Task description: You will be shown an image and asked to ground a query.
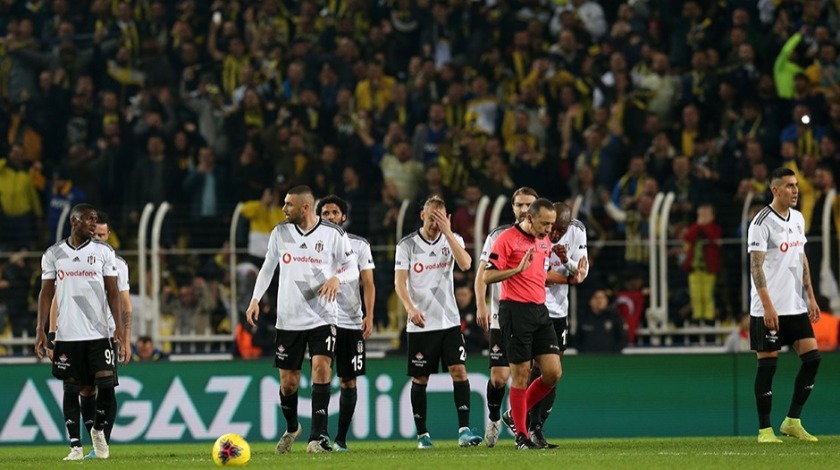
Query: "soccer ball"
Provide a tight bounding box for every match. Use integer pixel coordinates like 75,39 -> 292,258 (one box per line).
212,433 -> 251,467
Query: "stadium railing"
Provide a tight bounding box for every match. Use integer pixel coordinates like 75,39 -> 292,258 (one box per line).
3,189 -> 840,356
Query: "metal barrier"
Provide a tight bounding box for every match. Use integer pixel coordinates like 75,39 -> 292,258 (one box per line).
54,204 -> 71,244
472,195 -> 490,263
136,202 -> 155,337
739,191 -> 755,314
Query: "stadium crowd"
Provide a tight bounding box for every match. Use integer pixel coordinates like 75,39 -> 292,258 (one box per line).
2,0 -> 840,355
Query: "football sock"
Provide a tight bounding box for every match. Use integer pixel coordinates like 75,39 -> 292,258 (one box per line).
310,383 -> 331,441
530,385 -> 557,430
63,382 -> 82,447
788,350 -> 821,419
509,386 -> 527,439
755,357 -> 778,429
525,377 -> 554,414
80,394 -> 96,436
411,382 -> 428,435
453,380 -> 471,429
105,394 -> 118,443
486,381 -> 506,421
335,387 -> 357,445
280,390 -> 299,433
93,376 -> 115,431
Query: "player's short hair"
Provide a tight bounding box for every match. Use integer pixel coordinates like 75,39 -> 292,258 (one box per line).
287,185 -> 313,197
769,167 -> 796,186
422,195 -> 446,211
512,186 -> 538,201
70,203 -> 97,220
316,195 -> 348,216
527,198 -> 556,217
96,210 -> 112,229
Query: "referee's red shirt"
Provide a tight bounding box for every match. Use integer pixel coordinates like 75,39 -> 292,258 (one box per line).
487,224 -> 551,304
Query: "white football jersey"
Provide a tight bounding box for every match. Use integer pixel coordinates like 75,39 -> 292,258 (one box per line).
252,219 -> 356,330
41,239 -> 118,341
395,230 -> 464,333
546,219 -> 589,318
748,206 -> 808,317
336,234 -> 375,329
479,224 -> 512,330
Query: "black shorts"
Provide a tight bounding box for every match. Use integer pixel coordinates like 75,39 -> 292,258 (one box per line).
335,327 -> 366,378
488,328 -> 509,368
407,326 -> 466,377
52,338 -> 116,385
551,317 -> 569,352
274,325 -> 336,370
499,301 -> 560,364
750,313 -> 815,352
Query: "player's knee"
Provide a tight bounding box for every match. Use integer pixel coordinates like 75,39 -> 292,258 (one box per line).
412,376 -> 429,386
449,365 -> 468,381
542,369 -> 561,386
64,381 -> 81,394
340,378 -> 356,389
95,375 -> 115,389
80,385 -> 96,397
800,349 -> 821,373
490,375 -> 507,388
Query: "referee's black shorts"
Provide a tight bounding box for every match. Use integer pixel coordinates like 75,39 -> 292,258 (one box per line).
499,300 -> 560,364
750,313 -> 815,352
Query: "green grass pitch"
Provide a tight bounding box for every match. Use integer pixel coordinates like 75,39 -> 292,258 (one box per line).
2,436 -> 839,469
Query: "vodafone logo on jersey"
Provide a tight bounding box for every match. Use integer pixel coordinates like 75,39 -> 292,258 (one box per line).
413,261 -> 450,273
281,252 -> 324,265
779,241 -> 803,253
57,269 -> 97,280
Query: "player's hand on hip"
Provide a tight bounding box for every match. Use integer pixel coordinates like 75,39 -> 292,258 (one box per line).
246,299 -> 261,327
763,307 -> 780,332
408,307 -> 426,328
517,248 -> 534,273
476,304 -> 490,331
320,276 -> 340,301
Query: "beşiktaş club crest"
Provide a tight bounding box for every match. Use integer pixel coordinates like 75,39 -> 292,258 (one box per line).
357,340 -> 364,354
315,240 -> 324,253
442,246 -> 450,257
87,255 -> 96,265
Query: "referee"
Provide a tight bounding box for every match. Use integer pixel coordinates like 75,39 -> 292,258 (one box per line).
483,198 -> 560,450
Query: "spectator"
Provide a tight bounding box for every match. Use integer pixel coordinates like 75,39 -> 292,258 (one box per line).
182,146 -> 230,249
723,314 -> 751,353
239,186 -> 285,266
0,144 -> 42,250
132,335 -> 167,362
682,204 -> 722,327
576,289 -> 627,353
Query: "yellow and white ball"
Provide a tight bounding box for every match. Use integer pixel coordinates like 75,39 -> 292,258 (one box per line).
212,433 -> 251,467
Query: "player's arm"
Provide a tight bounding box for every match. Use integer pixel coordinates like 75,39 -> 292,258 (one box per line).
360,268 -> 375,339
46,294 -> 58,359
105,275 -> 123,345
395,269 -> 424,328
36,249 -> 57,359
431,208 -> 471,270
750,250 -> 778,330
321,233 -> 359,301
475,260 -> 491,331
483,248 -> 533,285
120,290 -> 133,364
248,228 -> 281,326
803,255 -> 820,323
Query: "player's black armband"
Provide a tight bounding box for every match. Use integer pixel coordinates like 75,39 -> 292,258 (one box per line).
47,331 -> 56,350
